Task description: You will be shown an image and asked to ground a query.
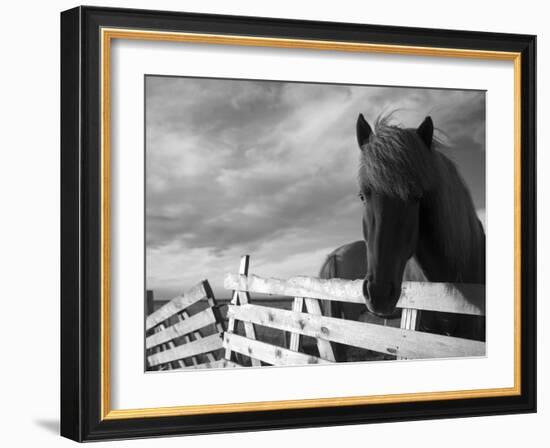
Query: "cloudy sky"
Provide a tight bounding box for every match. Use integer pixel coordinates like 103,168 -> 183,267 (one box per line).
145,76 -> 485,300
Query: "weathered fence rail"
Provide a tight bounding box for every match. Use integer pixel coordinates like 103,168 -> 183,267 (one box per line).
224,274 -> 485,316
145,280 -> 231,370
145,256 -> 486,370
222,256 -> 486,365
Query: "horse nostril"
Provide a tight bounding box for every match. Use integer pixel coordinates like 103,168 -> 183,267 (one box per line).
362,279 -> 398,316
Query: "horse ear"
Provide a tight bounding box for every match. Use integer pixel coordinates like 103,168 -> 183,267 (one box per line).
417,116 -> 434,149
356,114 -> 372,149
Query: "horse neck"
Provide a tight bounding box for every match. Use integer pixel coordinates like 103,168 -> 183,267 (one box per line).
414,155 -> 485,284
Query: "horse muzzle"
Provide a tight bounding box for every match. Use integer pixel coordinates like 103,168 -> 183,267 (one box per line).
362,279 -> 401,318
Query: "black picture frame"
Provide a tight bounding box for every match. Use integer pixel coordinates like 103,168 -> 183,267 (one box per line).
61,5 -> 536,442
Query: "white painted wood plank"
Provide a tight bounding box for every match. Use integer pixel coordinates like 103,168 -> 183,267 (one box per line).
149,323 -> 185,370
304,297 -> 336,362
289,297 -> 304,352
238,291 -> 261,367
398,308 -> 420,360
146,280 -> 213,329
223,333 -> 331,366
227,304 -> 485,359
147,333 -> 224,367
181,309 -> 217,363
224,274 -> 485,316
145,308 -> 217,349
224,255 -> 261,366
180,310 -> 199,366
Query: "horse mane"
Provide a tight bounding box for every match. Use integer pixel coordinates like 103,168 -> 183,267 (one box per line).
426,153 -> 484,281
358,113 -> 484,282
358,113 -> 443,200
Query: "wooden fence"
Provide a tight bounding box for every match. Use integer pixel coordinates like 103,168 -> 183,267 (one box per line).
145,280 -> 239,370
145,256 -> 485,370
223,256 -> 486,366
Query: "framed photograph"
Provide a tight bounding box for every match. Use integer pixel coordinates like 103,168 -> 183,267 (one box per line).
60,6 -> 536,442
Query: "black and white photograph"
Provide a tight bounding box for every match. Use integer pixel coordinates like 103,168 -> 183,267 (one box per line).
144,76 -> 486,370
55,4 -> 538,443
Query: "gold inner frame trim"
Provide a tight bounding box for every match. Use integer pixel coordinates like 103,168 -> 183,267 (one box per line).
100,27 -> 522,421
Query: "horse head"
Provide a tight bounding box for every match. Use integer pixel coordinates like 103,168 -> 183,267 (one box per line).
356,113 -> 437,317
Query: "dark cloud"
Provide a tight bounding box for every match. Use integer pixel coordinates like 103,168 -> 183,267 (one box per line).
145,76 -> 485,299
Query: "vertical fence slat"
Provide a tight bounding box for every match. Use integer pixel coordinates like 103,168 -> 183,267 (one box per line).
180,310 -> 200,366
145,290 -> 155,370
398,308 -> 420,360
304,297 -> 336,361
225,255 -> 249,360
225,255 -> 261,366
289,297 -> 304,351
146,290 -> 155,316
237,289 -> 260,367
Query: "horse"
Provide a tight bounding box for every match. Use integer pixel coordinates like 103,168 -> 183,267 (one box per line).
320,113 -> 485,361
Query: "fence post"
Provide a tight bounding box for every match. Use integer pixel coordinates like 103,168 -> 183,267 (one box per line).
398,308 -> 420,360
304,298 -> 336,361
225,255 -> 249,361
224,255 -> 261,367
145,290 -> 154,370
289,297 -> 304,351
146,290 -> 155,316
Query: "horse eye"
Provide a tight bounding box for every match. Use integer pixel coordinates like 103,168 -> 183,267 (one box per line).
358,190 -> 371,202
